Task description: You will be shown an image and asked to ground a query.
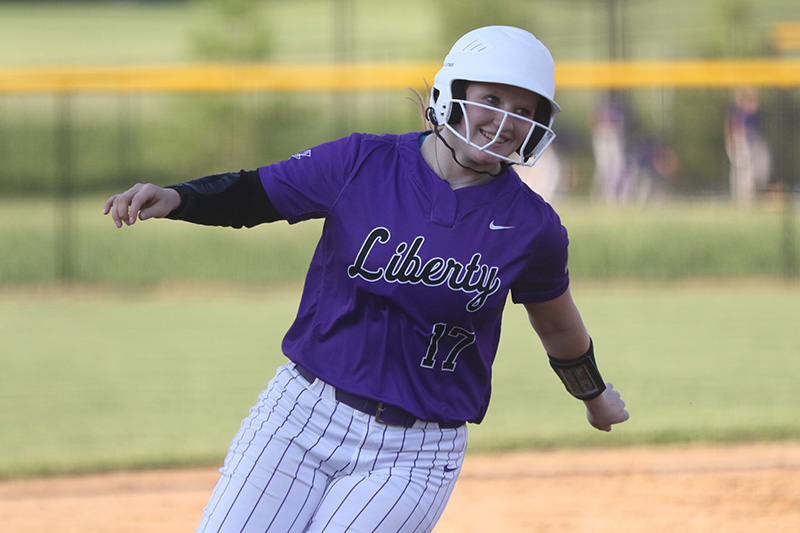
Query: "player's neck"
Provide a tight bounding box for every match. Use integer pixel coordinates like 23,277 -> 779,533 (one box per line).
420,132 -> 500,190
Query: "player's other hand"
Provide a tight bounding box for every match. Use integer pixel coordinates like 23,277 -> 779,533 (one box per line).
584,383 -> 629,431
103,183 -> 181,228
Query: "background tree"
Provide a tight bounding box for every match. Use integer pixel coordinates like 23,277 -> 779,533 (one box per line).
189,0 -> 273,62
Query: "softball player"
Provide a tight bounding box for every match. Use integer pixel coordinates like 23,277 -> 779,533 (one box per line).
104,26 -> 629,532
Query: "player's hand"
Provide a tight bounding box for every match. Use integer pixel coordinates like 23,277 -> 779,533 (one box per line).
102,183 -> 181,228
584,383 -> 629,431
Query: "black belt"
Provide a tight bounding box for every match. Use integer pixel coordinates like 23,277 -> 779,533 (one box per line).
294,364 -> 463,429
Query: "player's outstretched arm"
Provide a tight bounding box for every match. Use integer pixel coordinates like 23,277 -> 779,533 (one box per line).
524,291 -> 629,431
103,183 -> 181,228
584,383 -> 629,431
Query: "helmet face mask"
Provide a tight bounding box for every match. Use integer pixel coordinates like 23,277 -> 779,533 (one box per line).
445,98 -> 556,167
429,26 -> 560,166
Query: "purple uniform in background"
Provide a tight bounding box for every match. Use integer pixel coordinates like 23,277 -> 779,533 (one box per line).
260,131 -> 569,425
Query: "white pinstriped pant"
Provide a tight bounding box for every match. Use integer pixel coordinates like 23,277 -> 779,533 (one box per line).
197,362 -> 468,533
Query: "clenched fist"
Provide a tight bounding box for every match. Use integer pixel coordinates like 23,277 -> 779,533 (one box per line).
584,383 -> 629,431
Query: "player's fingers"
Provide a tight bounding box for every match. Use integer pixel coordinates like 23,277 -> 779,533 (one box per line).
131,184 -> 168,223
110,193 -> 133,229
604,383 -> 624,404
102,195 -> 124,228
102,195 -> 115,215
119,183 -> 154,226
113,192 -> 134,227
608,392 -> 630,427
127,191 -> 149,226
590,415 -> 612,432
109,185 -> 143,227
606,385 -> 629,423
586,383 -> 629,431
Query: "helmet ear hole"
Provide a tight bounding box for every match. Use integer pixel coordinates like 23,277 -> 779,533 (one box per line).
447,80 -> 468,125
534,99 -> 552,128
520,100 -> 552,160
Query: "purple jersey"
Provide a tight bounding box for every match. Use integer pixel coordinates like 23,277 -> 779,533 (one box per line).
259,131 -> 569,424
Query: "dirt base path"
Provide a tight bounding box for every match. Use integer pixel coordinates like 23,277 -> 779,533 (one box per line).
2,442 -> 799,532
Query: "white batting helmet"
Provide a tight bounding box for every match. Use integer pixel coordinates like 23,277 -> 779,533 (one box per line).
429,26 -> 560,165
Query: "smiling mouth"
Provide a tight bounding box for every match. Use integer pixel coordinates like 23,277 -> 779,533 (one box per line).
480,129 -> 510,146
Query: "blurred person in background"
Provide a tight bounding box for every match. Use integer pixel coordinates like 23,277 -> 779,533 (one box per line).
630,136 -> 679,205
591,94 -> 632,205
515,140 -> 563,203
724,87 -> 772,208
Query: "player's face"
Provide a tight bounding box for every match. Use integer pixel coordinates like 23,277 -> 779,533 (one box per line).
456,82 -> 541,168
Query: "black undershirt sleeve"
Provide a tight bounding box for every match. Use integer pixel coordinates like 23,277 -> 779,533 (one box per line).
165,169 -> 283,228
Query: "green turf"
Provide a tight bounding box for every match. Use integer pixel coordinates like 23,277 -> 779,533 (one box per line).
469,282 -> 800,451
1,195 -> 797,284
1,282 -> 798,479
0,0 -> 438,67
0,287 -> 297,478
1,0 -> 796,67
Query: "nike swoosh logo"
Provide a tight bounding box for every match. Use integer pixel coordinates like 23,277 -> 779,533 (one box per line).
444,465 -> 459,472
489,220 -> 514,230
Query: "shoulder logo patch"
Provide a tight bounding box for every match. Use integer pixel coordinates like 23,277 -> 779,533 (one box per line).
290,149 -> 312,160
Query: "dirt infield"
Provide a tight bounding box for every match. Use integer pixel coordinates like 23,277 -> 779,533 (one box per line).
1,442 -> 798,532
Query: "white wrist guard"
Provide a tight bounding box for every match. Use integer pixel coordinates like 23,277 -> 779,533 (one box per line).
548,339 -> 606,401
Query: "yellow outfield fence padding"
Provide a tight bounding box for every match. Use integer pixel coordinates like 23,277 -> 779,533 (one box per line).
556,59 -> 800,89
0,63 -> 441,93
0,59 -> 799,93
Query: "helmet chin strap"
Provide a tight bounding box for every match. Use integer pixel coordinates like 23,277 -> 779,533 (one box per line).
426,107 -> 509,179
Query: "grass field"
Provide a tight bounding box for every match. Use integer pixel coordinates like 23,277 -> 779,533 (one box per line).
1,0 -> 797,67
1,280 -> 798,479
2,195 -> 797,284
